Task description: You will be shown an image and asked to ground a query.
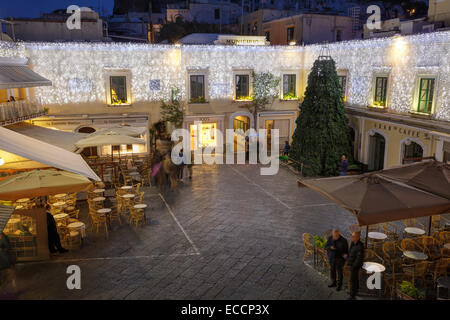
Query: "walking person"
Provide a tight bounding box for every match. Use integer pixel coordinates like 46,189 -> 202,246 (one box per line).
283,141 -> 290,156
325,229 -> 348,291
347,231 -> 364,299
178,149 -> 185,181
339,154 -> 348,176
46,206 -> 68,254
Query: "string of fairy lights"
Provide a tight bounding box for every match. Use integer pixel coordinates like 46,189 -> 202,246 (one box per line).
0,31 -> 450,121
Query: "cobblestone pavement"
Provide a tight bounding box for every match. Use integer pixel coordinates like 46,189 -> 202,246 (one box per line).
5,164 -> 366,300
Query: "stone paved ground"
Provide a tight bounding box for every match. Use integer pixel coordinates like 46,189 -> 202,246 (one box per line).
4,164 -> 376,299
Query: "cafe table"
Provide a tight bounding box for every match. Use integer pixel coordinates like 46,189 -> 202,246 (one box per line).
93,189 -> 105,194
121,186 -> 133,190
403,250 -> 428,261
363,261 -> 386,273
404,227 -> 425,236
54,193 -> 68,199
368,232 -> 388,240
68,221 -> 86,238
133,204 -> 147,209
16,198 -> 30,203
53,201 -> 66,207
93,197 -> 106,202
53,213 -> 69,225
121,194 -> 135,199
443,243 -> 450,250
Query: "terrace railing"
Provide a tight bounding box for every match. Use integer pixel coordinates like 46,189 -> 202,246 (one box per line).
0,98 -> 47,126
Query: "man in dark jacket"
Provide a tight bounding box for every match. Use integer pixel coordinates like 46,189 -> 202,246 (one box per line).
46,206 -> 68,254
347,231 -> 364,299
325,229 -> 348,291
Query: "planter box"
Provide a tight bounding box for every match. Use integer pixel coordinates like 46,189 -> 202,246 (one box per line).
396,289 -> 416,300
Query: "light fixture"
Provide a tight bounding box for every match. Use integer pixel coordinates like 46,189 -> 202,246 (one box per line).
289,41 -> 296,46
0,157 -> 4,166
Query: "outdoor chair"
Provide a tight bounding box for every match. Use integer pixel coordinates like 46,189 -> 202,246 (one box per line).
108,206 -> 122,227
302,233 -> 314,263
431,215 -> 449,232
420,236 -> 441,260
438,231 -> 450,246
403,218 -> 425,230
134,192 -> 145,205
382,222 -> 399,241
430,258 -> 450,284
400,238 -> 424,253
90,212 -> 109,239
402,261 -> 429,289
323,229 -> 332,241
67,209 -> 80,220
382,241 -> 401,273
364,248 -> 384,264
59,226 -> 82,250
129,207 -> 146,228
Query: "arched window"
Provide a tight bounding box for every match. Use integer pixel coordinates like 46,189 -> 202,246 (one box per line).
78,127 -> 96,134
403,141 -> 423,164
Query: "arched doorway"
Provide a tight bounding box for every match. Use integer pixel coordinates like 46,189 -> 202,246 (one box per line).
368,133 -> 385,171
403,141 -> 423,164
78,126 -> 96,134
230,111 -> 254,153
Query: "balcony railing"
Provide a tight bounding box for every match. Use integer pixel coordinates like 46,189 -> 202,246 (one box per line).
0,98 -> 47,126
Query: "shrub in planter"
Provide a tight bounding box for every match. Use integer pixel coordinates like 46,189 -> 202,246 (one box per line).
397,281 -> 425,300
313,235 -> 326,248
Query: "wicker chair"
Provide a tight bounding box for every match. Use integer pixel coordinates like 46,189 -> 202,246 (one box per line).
431,215 -> 450,232
90,212 -> 109,239
382,222 -> 399,241
400,238 -> 424,252
302,233 -> 315,263
129,207 -> 146,228
438,231 -> 450,246
364,248 -> 384,264
67,209 -> 80,220
108,206 -> 122,227
382,241 -> 401,272
420,236 -> 440,260
59,226 -> 82,250
402,261 -> 429,288
404,218 -> 425,229
430,258 -> 450,284
324,229 -> 332,241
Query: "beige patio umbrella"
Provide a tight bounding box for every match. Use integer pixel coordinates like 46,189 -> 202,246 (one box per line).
90,126 -> 147,137
75,132 -> 146,149
0,169 -> 93,201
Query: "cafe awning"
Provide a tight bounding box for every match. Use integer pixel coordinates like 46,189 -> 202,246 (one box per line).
0,61 -> 52,89
298,173 -> 450,226
6,123 -> 86,152
0,126 -> 100,181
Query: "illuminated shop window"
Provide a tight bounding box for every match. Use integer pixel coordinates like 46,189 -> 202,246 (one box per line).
109,76 -> 128,105
282,74 -> 296,100
416,78 -> 435,114
190,123 -> 217,150
374,77 -> 388,107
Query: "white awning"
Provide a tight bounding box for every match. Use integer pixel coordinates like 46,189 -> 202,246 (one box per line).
0,64 -> 52,89
0,126 -> 100,181
6,123 -> 86,152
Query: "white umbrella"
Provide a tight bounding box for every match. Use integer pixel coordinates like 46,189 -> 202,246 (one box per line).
75,132 -> 146,149
91,126 -> 147,137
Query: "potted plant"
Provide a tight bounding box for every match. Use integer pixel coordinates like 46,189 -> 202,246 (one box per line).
396,281 -> 425,300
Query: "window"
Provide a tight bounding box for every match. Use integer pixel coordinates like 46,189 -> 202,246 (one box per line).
190,75 -> 205,103
417,78 -> 435,114
109,76 -> 127,105
338,75 -> 347,101
214,8 -> 220,20
403,141 -> 423,164
287,27 -> 295,43
374,77 -> 388,107
283,74 -> 296,99
235,74 -> 250,100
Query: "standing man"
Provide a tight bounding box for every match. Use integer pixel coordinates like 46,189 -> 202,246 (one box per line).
347,231 -> 364,299
325,229 -> 348,291
339,154 -> 348,176
46,206 -> 68,254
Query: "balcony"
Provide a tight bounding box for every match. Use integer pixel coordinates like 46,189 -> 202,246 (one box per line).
0,98 -> 48,126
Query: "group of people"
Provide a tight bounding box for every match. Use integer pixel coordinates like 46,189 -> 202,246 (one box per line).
325,229 -> 364,300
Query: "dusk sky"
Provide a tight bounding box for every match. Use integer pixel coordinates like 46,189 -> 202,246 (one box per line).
0,0 -> 114,18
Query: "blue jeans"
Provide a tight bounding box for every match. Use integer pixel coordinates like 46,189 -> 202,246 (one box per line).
340,171 -> 347,176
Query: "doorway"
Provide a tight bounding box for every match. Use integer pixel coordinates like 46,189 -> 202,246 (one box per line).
368,133 -> 385,171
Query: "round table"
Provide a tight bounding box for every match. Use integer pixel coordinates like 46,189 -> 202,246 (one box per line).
15,205 -> 24,210
53,201 -> 66,207
362,261 -> 386,273
403,250 -> 428,261
53,213 -> 69,224
93,189 -> 105,194
68,222 -> 86,238
121,186 -> 133,190
7,218 -> 21,227
54,193 -> 67,199
368,232 -> 388,240
122,194 -> 135,199
93,197 -> 106,202
133,204 -> 147,209
65,206 -> 75,212
404,227 -> 425,236
16,198 -> 30,203
443,243 -> 450,250
97,208 -> 111,214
